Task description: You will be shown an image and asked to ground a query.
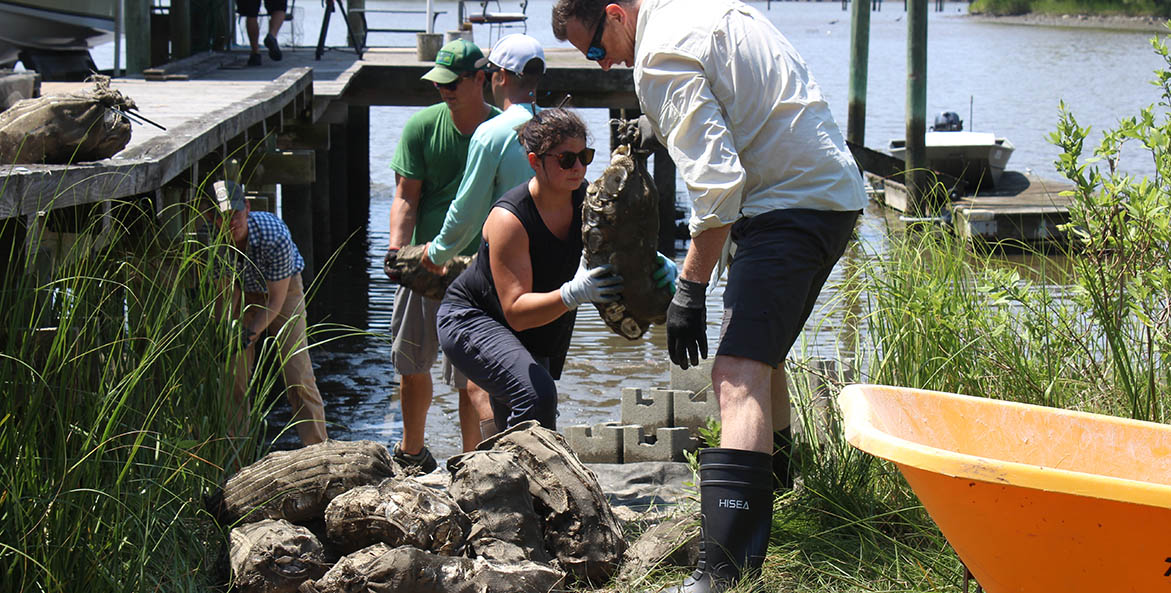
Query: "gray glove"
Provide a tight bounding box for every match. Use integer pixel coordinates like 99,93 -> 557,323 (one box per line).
636,115 -> 658,150
560,261 -> 623,309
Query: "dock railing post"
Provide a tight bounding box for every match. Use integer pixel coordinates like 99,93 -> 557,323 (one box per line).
847,0 -> 871,147
905,0 -> 929,215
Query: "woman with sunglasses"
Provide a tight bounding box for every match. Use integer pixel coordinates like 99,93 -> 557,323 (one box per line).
436,108 -> 624,431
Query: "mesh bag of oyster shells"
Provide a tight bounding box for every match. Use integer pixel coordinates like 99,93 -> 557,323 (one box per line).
323,476 -> 471,555
208,440 -> 396,525
0,75 -> 135,164
387,244 -> 475,301
583,119 -> 673,339
229,519 -> 328,593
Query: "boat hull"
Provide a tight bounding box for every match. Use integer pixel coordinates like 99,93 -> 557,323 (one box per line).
889,131 -> 1014,189
0,1 -> 115,66
840,384 -> 1171,593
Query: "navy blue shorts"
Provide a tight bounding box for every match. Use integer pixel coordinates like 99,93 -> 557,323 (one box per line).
235,0 -> 287,18
718,208 -> 860,367
437,302 -> 558,431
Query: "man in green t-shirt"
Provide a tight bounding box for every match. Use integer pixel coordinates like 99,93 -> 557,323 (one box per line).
384,39 -> 501,471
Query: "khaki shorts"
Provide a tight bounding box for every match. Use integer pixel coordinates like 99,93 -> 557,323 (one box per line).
390,285 -> 467,388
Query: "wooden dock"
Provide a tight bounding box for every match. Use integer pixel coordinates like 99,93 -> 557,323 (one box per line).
854,136 -> 1076,247
0,44 -> 669,280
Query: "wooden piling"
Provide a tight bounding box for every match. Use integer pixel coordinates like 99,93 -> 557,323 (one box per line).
170,0 -> 192,60
848,0 -> 871,147
347,106 -> 371,233
654,147 -> 677,257
905,0 -> 929,215
126,0 -> 152,74
329,122 -> 351,249
283,183 -> 316,285
312,141 -> 333,262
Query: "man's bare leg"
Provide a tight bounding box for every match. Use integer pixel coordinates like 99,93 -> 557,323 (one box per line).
398,372 -> 432,455
771,365 -> 790,431
712,354 -> 773,453
245,17 -> 260,53
267,11 -> 286,37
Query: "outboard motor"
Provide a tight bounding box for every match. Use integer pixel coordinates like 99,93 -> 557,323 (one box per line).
931,111 -> 963,132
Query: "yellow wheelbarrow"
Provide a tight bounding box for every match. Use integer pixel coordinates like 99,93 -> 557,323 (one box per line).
838,383 -> 1171,593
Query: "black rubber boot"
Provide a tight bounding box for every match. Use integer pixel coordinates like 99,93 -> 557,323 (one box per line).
773,427 -> 793,492
663,447 -> 773,593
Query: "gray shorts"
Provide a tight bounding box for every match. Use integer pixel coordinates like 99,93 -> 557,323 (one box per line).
390,285 -> 468,388
718,208 -> 860,367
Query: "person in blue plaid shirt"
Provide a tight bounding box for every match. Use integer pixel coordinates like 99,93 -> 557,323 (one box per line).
215,180 -> 328,446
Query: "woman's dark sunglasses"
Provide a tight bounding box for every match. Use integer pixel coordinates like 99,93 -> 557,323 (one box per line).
586,12 -> 607,61
544,148 -> 595,169
433,72 -> 476,91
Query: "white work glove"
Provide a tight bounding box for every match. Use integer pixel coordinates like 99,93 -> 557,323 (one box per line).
560,260 -> 623,309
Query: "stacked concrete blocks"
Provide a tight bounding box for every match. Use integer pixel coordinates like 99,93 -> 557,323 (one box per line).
621,425 -> 696,463
566,387 -> 719,464
563,422 -> 627,464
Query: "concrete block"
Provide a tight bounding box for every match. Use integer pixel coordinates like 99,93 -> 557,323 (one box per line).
620,387 -> 673,431
565,422 -> 627,464
622,426 -> 697,463
672,389 -> 720,435
669,358 -> 714,398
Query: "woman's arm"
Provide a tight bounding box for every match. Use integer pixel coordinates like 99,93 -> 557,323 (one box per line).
485,208 -> 572,332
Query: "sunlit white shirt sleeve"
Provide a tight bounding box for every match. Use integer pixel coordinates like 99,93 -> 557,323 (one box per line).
639,51 -> 745,236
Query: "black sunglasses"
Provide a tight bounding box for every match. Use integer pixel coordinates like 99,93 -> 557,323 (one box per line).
543,148 -> 595,170
586,11 -> 607,61
433,72 -> 476,91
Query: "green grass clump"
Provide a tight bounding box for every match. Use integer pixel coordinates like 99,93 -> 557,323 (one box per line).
599,26 -> 1171,593
970,0 -> 1171,17
0,195 -> 275,591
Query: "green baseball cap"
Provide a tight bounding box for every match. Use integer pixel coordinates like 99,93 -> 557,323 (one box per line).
421,39 -> 484,84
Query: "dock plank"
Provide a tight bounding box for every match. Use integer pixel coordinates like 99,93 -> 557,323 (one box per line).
0,43 -> 634,219
0,68 -> 313,218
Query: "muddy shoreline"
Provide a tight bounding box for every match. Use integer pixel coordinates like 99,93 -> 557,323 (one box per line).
968,12 -> 1168,33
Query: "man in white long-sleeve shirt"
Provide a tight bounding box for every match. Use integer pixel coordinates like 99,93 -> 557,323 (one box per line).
553,1 -> 867,591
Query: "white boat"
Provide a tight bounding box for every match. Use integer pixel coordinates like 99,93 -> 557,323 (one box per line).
889,131 -> 1015,188
889,112 -> 1015,189
0,1 -> 115,67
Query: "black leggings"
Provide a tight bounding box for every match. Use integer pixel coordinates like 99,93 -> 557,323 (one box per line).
437,301 -> 558,430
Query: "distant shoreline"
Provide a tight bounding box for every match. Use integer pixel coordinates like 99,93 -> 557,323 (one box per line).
968,12 -> 1168,32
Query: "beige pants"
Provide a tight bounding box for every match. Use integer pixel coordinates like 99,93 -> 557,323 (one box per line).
232,273 -> 328,445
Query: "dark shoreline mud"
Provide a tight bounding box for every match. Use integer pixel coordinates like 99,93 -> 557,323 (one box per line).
968,12 -> 1168,32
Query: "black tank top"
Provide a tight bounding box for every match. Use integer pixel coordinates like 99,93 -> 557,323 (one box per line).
445,182 -> 585,378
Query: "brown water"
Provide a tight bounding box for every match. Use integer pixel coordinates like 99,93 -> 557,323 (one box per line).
235,1 -> 1166,460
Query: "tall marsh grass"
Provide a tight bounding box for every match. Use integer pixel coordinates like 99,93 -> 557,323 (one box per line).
0,194 -> 275,591
757,27 -> 1171,592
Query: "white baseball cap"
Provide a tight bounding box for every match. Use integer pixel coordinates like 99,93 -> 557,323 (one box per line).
476,34 -> 545,76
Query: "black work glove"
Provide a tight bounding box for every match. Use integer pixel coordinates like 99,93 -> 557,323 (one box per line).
383,247 -> 401,282
666,277 -> 708,369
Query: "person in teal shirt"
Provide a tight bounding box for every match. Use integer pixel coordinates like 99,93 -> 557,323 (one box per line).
420,34 -> 547,442
423,34 -> 546,271
384,38 -> 501,469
